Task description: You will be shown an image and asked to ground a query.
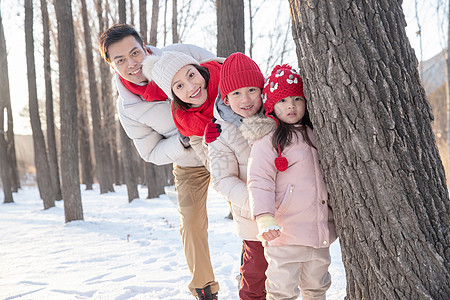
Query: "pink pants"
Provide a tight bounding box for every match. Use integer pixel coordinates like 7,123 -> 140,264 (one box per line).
264,245 -> 331,300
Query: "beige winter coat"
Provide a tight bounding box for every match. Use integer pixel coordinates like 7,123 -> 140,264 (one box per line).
208,98 -> 271,240
116,44 -> 216,167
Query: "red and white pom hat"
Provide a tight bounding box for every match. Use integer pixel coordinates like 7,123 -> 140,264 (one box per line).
262,64 -> 305,172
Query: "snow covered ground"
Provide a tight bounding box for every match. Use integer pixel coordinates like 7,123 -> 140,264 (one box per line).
1,184 -> 346,299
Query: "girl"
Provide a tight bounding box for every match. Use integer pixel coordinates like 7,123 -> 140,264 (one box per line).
207,52 -> 268,300
245,64 -> 337,300
142,51 -> 221,300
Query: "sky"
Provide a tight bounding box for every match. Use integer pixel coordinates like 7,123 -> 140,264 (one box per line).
0,184 -> 346,299
1,0 -> 447,135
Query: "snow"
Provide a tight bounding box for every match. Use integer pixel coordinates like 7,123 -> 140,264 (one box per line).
1,184 -> 346,299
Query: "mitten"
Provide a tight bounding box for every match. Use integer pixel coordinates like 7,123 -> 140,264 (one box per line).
256,215 -> 281,241
204,118 -> 222,144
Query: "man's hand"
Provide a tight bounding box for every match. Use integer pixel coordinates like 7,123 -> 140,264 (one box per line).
179,134 -> 191,148
204,118 -> 222,144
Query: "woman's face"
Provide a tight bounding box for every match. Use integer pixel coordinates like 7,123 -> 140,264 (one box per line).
171,65 -> 207,107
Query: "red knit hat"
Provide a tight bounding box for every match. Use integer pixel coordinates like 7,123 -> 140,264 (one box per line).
219,52 -> 265,100
263,64 -> 305,172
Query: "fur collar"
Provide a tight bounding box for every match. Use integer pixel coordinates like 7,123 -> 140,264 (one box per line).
239,114 -> 276,142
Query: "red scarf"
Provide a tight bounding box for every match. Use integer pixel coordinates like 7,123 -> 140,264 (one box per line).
119,76 -> 168,102
172,61 -> 221,137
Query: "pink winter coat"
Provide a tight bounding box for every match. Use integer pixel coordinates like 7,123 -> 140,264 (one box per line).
246,120 -> 337,248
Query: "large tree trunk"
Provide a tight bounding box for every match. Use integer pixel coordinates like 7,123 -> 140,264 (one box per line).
289,1 -> 449,299
149,0 -> 159,46
216,0 -> 244,57
25,0 -> 55,210
54,0 -> 83,222
41,0 -> 62,200
82,0 -> 112,194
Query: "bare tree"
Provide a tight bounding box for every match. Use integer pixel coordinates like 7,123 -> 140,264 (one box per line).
0,4 -> 13,203
149,0 -> 159,46
83,0 -> 115,194
25,0 -> 55,210
6,100 -> 19,192
216,0 -> 245,57
41,0 -> 62,200
54,0 -> 83,222
73,16 -> 94,190
163,0 -> 168,45
289,1 -> 449,299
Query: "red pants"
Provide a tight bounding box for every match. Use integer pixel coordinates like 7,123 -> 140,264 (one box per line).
239,240 -> 267,300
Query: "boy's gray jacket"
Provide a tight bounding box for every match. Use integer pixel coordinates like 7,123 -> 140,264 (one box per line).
208,96 -> 270,240
115,44 -> 216,166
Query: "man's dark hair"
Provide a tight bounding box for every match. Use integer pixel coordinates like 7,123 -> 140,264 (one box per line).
98,24 -> 145,63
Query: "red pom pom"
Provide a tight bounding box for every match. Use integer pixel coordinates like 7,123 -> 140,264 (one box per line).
275,156 -> 288,172
270,64 -> 292,75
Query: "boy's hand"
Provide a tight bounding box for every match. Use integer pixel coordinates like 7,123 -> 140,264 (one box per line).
204,118 -> 222,144
256,215 -> 281,242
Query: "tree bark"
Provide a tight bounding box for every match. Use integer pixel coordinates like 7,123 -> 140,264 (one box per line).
41,0 -> 62,200
25,0 -> 55,210
54,0 -> 83,222
289,1 -> 449,299
216,0 -> 245,57
149,0 -> 159,46
6,101 -> 19,192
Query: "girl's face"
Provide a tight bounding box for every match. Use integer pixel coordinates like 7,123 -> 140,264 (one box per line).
172,65 -> 207,106
273,96 -> 306,124
224,87 -> 262,118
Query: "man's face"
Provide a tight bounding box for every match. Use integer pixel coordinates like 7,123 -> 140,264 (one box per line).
108,35 -> 149,84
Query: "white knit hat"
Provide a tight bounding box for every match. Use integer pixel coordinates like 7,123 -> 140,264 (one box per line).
142,51 -> 200,98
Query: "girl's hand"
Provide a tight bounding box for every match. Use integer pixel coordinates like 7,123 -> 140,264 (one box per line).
260,228 -> 281,241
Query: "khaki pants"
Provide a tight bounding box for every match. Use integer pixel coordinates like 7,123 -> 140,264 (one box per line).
173,164 -> 219,296
264,245 -> 331,300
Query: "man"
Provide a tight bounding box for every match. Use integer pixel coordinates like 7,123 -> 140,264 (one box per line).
98,24 -> 219,300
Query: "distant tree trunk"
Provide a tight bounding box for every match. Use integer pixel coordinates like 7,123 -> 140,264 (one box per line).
6,102 -> 19,192
54,0 -> 83,222
0,7 -> 13,203
289,1 -> 449,299
25,0 -> 55,210
74,22 -> 94,190
130,0 -> 135,27
139,0 -> 147,42
119,0 -> 126,23
163,0 -> 168,46
172,0 -> 178,43
83,0 -> 112,194
119,0 -> 139,202
41,0 -> 62,200
447,0 -> 450,187
145,163 -> 174,198
248,0 -> 253,58
216,0 -> 244,57
149,0 -> 159,46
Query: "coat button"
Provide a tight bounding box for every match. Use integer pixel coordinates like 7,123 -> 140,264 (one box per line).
322,200 -> 325,204
323,240 -> 328,245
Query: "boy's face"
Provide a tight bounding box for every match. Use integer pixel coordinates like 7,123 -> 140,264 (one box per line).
224,87 -> 262,118
107,35 -> 149,84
